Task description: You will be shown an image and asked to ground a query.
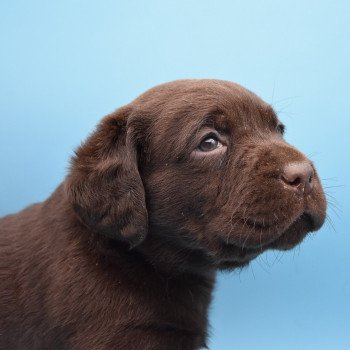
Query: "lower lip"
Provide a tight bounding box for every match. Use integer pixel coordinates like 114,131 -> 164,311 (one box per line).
223,242 -> 262,260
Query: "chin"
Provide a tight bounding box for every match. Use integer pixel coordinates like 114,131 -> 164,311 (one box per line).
214,210 -> 326,270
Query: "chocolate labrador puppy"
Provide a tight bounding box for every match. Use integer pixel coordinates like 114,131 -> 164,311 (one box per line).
0,80 -> 326,349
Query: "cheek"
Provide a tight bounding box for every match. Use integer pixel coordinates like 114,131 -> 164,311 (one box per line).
143,166 -> 222,229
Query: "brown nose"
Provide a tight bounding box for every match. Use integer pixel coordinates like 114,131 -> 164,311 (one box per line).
281,162 -> 314,195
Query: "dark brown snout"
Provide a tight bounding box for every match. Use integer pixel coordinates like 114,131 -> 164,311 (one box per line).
281,162 -> 314,195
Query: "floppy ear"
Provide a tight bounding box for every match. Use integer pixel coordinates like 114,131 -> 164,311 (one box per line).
65,106 -> 148,248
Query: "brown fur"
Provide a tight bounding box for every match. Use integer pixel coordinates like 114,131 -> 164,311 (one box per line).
0,80 -> 326,349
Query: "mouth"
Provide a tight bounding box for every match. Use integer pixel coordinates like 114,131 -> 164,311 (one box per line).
269,212 -> 321,250
218,211 -> 323,268
243,218 -> 276,231
241,210 -> 321,239
216,241 -> 263,269
296,212 -> 316,230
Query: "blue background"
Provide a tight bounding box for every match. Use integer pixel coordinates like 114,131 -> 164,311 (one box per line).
0,1 -> 348,349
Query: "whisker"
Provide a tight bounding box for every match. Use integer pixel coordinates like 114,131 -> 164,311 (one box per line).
321,177 -> 339,182
327,203 -> 341,219
249,263 -> 256,280
256,256 -> 270,273
325,214 -> 336,233
272,250 -> 285,266
277,250 -> 285,264
262,248 -> 271,267
306,152 -> 321,159
323,185 -> 345,189
274,95 -> 300,105
325,192 -> 340,202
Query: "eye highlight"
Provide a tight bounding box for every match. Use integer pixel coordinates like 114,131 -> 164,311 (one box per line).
198,135 -> 223,152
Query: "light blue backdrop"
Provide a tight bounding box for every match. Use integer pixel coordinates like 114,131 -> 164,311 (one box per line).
1,1 -> 348,349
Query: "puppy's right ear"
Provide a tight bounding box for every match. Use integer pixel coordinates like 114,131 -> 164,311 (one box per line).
65,106 -> 148,248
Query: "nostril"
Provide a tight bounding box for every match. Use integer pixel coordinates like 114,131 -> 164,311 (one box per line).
281,162 -> 314,195
286,176 -> 302,187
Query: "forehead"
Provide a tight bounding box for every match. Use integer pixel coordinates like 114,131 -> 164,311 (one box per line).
134,80 -> 278,158
137,80 -> 279,140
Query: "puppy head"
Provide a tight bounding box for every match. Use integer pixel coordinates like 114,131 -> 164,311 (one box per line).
66,80 -> 327,269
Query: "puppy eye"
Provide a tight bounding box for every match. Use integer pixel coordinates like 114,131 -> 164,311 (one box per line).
198,135 -> 223,152
276,123 -> 285,135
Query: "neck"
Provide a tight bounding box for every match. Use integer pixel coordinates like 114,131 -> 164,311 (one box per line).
135,228 -> 217,280
43,185 -> 216,347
